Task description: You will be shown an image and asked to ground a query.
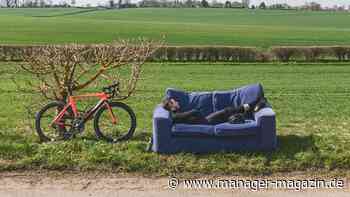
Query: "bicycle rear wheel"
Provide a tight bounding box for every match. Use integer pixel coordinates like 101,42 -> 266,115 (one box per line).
35,101 -> 74,142
94,102 -> 136,142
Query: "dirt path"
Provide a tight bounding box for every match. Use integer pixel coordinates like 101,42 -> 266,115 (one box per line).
0,171 -> 349,197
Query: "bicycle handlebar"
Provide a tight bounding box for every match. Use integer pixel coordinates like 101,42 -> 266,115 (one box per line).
102,82 -> 119,98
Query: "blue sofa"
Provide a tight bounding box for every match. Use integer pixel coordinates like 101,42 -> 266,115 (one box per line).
151,83 -> 277,154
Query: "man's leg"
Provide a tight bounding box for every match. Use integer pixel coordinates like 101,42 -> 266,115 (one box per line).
225,106 -> 246,114
205,106 -> 246,125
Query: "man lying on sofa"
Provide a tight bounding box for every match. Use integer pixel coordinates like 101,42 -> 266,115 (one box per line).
161,97 -> 267,125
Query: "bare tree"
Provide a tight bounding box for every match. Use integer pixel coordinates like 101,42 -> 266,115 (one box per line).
5,0 -> 11,7
39,0 -> 45,7
242,0 -> 249,8
5,0 -> 19,7
18,39 -> 160,103
109,0 -> 115,8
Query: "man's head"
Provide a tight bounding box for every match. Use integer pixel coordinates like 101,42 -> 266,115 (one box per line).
162,98 -> 180,112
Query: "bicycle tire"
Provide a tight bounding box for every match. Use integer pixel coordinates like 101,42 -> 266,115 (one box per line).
93,102 -> 136,142
35,101 -> 73,142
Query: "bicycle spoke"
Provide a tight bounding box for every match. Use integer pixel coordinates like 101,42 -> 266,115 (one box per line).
36,102 -> 74,142
95,103 -> 135,141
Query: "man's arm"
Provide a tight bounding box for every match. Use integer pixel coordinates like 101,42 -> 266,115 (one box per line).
172,109 -> 201,123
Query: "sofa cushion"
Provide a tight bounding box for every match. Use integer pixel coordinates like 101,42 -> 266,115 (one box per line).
238,83 -> 264,106
214,120 -> 258,136
213,83 -> 264,112
172,124 -> 215,136
187,92 -> 213,116
213,90 -> 240,112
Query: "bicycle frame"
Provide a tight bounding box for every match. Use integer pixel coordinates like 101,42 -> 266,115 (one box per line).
52,92 -> 117,127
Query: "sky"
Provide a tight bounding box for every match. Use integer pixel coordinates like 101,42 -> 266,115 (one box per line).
33,0 -> 350,7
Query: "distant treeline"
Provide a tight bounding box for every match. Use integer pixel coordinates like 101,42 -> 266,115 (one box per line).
154,46 -> 350,62
0,0 -> 247,9
1,0 -> 74,8
1,0 -> 349,11
1,45 -> 350,62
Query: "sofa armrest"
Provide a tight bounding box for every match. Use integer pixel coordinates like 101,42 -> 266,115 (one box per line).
153,104 -> 172,120
254,107 -> 277,150
254,107 -> 275,123
152,105 -> 173,152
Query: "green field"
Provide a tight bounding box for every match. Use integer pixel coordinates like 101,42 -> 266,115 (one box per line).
1,62 -> 350,174
1,8 -> 350,47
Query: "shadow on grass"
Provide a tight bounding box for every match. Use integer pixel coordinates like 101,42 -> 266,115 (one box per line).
130,130 -> 151,142
276,134 -> 319,155
265,134 -> 323,169
79,136 -> 100,142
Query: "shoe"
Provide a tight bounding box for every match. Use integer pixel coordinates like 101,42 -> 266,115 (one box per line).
254,97 -> 267,112
228,114 -> 245,124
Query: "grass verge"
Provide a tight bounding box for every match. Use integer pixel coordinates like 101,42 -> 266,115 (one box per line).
1,62 -> 350,175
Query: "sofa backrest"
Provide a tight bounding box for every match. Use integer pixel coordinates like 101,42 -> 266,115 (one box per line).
213,83 -> 264,112
166,88 -> 214,116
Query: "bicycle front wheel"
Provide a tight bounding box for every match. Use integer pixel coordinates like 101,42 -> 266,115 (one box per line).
94,102 -> 136,142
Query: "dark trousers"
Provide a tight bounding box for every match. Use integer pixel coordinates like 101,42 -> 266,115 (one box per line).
204,106 -> 245,125
175,106 -> 245,125
172,97 -> 267,125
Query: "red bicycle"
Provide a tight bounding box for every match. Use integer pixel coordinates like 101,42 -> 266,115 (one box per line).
35,82 -> 136,142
